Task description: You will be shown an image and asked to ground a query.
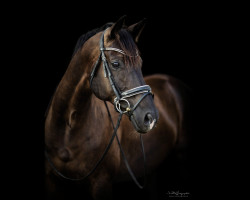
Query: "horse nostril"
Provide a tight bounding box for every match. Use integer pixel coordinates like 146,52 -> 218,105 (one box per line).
144,113 -> 153,126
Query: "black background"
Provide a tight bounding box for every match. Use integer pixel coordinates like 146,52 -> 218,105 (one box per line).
3,2 -> 240,199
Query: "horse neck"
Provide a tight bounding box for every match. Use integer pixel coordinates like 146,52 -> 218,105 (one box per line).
50,55 -> 91,118
46,39 -> 101,146
49,32 -> 102,120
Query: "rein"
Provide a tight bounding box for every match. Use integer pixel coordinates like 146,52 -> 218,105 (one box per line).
45,28 -> 152,189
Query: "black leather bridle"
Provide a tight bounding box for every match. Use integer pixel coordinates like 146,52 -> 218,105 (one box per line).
45,28 -> 153,189
90,28 -> 153,116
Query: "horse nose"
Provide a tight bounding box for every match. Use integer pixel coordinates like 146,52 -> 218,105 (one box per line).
144,113 -> 153,125
144,113 -> 156,130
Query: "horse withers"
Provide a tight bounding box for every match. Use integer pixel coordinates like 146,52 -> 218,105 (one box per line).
45,16 -> 191,200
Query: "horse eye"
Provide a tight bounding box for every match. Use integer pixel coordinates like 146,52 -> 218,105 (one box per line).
111,61 -> 120,68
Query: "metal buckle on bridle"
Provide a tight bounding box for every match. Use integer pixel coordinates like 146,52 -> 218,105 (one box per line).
115,98 -> 131,114
113,85 -> 152,115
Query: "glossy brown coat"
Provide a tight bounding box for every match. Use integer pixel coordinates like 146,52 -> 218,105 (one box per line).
45,17 -> 191,200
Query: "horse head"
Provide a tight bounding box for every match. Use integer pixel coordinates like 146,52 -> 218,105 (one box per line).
85,16 -> 159,133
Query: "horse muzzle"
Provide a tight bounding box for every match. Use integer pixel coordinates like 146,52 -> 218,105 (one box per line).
130,110 -> 158,133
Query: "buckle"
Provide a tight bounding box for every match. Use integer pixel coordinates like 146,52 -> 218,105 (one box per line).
115,98 -> 131,114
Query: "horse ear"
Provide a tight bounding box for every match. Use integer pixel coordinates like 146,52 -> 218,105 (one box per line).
109,15 -> 127,40
127,18 -> 147,43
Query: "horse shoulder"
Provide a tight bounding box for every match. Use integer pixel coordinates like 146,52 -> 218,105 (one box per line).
144,74 -> 192,151
145,73 -> 190,118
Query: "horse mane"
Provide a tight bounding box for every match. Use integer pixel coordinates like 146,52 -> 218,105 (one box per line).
72,23 -> 113,57
72,23 -> 140,66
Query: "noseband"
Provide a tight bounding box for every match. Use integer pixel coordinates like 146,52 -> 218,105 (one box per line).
90,28 -> 153,115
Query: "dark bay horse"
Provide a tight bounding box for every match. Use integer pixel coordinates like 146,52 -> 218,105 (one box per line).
45,16 -> 191,200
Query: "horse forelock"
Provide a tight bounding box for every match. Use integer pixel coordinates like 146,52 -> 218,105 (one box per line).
72,23 -> 141,68
116,29 -> 141,67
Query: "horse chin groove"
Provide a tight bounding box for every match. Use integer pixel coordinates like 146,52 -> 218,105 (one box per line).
130,115 -> 148,134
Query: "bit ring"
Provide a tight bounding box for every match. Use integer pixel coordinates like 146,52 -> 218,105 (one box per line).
115,98 -> 131,114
